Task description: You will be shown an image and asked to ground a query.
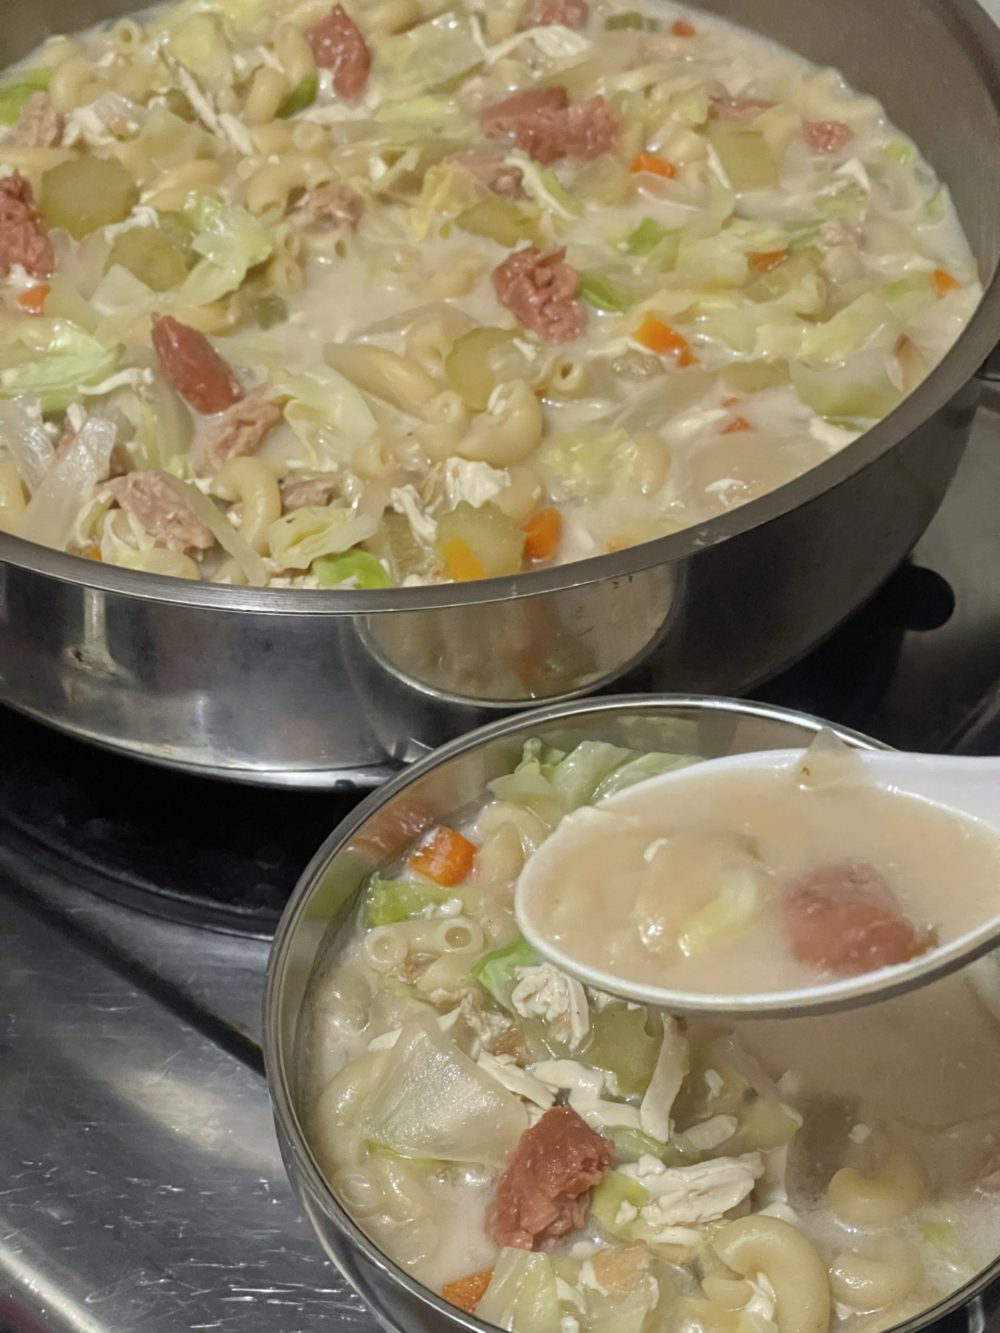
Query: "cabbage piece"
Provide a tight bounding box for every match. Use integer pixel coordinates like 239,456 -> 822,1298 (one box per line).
374,16 -> 482,100
0,398 -> 54,490
269,366 -> 377,450
365,876 -> 448,926
707,123 -> 777,192
590,1171 -> 650,1237
800,293 -> 896,364
816,181 -> 868,224
586,1272 -> 662,1333
677,865 -> 766,958
149,0 -> 271,37
156,471 -> 270,584
361,1017 -> 528,1165
456,199 -> 542,248
883,273 -> 937,324
0,320 -> 121,414
179,194 -> 273,307
168,11 -> 234,86
410,163 -> 483,241
0,68 -> 52,126
488,737 -> 693,824
621,217 -> 676,261
476,1250 -> 561,1333
791,351 -> 903,419
472,936 -> 543,1013
508,152 -> 582,219
681,175 -> 736,242
267,505 -> 378,570
538,428 -> 635,502
18,417 -> 116,549
313,549 -> 393,589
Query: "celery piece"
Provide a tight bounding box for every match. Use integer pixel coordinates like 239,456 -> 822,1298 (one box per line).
621,217 -> 668,256
108,227 -> 189,293
365,875 -> 448,926
472,936 -> 543,1013
435,500 -> 525,578
580,273 -> 632,314
277,72 -> 319,118
314,550 -> 394,590
707,122 -> 778,192
0,68 -> 52,126
249,293 -> 289,330
158,210 -> 198,265
590,1171 -> 650,1236
40,158 -> 140,240
726,1096 -> 801,1154
456,199 -> 542,248
584,1001 -> 662,1097
445,327 -> 516,411
608,1125 -> 703,1166
605,11 -> 660,29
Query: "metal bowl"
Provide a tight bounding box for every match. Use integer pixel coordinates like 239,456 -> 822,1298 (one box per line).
2,0 -> 1000,784
264,695 -> 1000,1333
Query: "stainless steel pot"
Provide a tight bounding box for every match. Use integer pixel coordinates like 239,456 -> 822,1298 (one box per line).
263,695 -> 1000,1333
2,0 -> 1000,787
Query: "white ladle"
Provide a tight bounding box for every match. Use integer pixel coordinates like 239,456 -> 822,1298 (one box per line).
514,748 -> 1000,1018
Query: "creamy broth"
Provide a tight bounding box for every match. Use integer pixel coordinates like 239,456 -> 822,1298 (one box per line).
300,735 -> 1000,1333
0,0 -> 981,587
517,760 -> 1000,996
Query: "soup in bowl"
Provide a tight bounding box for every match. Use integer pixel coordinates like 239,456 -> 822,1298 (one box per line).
265,698 -> 1000,1333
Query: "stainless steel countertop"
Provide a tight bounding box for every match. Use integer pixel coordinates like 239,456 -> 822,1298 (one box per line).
0,859 -> 371,1332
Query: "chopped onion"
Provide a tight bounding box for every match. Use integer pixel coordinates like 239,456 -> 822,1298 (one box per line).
18,417 -> 116,549
156,471 -> 270,587
0,397 -> 55,491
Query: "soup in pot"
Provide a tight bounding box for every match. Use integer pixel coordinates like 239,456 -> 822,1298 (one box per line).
299,734 -> 1000,1333
0,0 -> 982,587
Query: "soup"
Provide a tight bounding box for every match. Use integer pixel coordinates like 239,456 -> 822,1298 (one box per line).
516,748 -> 1000,998
300,735 -> 1000,1333
0,0 -> 981,587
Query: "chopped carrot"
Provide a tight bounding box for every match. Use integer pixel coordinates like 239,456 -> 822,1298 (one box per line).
442,536 -> 485,582
522,506 -> 563,563
722,416 -> 752,434
671,18 -> 696,36
606,536 -> 632,553
630,152 -> 678,179
17,284 -> 50,315
932,268 -> 959,297
748,250 -> 788,274
442,1270 -> 494,1314
410,825 -> 477,886
722,395 -> 740,408
634,314 -> 697,367
83,545 -> 102,561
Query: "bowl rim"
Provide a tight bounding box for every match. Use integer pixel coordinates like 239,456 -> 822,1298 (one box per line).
263,694 -> 1000,1333
3,0 -> 1000,615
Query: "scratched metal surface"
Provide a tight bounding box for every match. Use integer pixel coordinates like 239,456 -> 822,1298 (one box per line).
0,857 -> 375,1333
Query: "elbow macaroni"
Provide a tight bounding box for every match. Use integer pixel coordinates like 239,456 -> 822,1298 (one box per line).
712,1215 -> 831,1333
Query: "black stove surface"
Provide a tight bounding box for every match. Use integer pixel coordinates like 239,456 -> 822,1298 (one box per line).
3,399 -> 1000,935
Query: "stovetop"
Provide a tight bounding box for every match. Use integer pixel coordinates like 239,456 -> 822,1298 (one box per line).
3,392 -> 1000,1332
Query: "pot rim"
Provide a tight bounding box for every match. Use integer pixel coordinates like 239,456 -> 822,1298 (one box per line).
2,0 -> 1000,616
263,693 -> 1000,1333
